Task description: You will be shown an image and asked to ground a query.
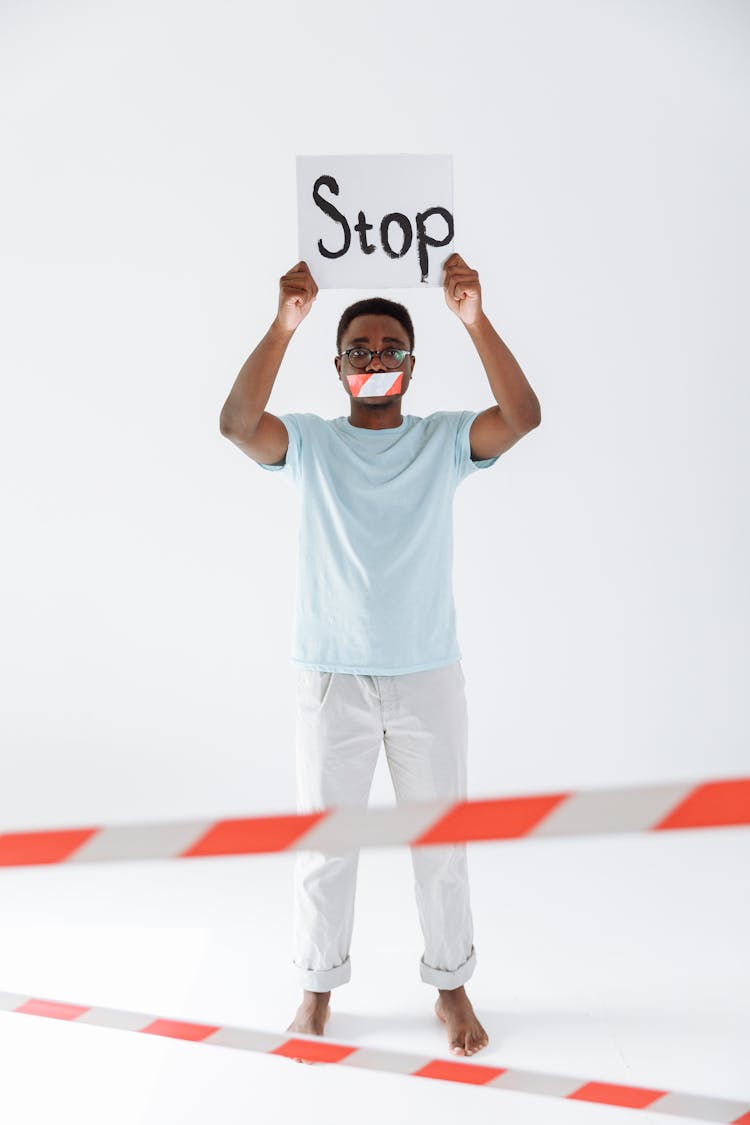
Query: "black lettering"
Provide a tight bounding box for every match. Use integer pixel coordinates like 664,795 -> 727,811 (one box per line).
379,212 -> 412,259
415,206 -> 454,282
313,175 -> 351,259
354,211 -> 376,255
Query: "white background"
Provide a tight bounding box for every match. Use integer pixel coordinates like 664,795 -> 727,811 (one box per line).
1,1 -> 748,1122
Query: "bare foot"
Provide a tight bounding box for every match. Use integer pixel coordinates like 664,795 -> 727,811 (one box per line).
285,990 -> 332,1064
435,985 -> 489,1056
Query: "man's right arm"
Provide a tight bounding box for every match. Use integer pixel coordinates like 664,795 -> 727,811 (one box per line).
219,261 -> 318,464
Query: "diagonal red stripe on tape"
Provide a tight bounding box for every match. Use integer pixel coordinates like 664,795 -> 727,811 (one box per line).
413,794 -> 568,845
16,998 -> 91,1020
652,778 -> 750,830
141,1019 -> 221,1042
568,1081 -> 666,1108
271,1038 -> 357,1063
0,829 -> 98,867
414,1059 -> 506,1085
180,812 -> 328,857
5,988 -> 750,1118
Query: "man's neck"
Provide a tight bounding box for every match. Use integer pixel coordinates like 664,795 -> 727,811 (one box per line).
348,401 -> 404,430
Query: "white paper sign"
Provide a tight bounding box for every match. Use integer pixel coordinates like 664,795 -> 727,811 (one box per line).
296,154 -> 454,289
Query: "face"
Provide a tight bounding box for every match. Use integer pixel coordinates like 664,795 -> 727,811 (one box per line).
334,314 -> 415,402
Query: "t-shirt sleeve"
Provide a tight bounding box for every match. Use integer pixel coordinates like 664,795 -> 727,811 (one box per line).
454,409 -> 501,484
254,413 -> 303,484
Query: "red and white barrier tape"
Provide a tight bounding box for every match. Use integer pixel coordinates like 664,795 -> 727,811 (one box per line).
0,776 -> 747,869
0,990 -> 747,1121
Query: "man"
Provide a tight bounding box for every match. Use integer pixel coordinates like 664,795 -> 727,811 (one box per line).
219,252 -> 541,1062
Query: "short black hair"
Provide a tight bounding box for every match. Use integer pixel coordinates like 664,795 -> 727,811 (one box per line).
336,297 -> 414,354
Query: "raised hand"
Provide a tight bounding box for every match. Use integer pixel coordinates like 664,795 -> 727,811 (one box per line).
276,261 -> 319,333
442,253 -> 483,327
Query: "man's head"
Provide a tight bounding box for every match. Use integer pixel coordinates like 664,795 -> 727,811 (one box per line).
334,298 -> 415,403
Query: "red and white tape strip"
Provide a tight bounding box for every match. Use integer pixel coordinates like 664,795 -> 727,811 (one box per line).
0,776 -> 747,869
346,370 -> 404,397
1,990 -> 747,1121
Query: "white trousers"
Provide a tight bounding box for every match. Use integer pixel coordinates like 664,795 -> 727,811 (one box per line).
292,660 -> 477,992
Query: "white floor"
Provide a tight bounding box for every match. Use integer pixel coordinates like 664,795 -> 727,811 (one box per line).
0,824 -> 747,1125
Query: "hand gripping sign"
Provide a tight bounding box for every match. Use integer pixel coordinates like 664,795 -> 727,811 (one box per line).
297,153 -> 454,288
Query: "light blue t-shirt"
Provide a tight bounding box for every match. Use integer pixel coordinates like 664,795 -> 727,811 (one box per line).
256,411 -> 499,674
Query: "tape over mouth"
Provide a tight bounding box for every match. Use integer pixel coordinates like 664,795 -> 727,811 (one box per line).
346,371 -> 404,398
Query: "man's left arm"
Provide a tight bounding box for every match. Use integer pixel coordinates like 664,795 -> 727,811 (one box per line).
443,252 -> 541,460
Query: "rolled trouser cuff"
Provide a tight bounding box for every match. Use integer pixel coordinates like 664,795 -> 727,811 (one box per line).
293,953 -> 351,992
419,944 -> 477,989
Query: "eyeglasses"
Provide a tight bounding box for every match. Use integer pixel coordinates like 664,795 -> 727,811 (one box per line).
338,346 -> 413,370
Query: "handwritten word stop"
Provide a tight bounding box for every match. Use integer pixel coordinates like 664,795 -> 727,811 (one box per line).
297,154 -> 454,289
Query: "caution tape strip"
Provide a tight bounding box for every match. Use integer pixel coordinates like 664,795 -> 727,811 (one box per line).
0,990 -> 746,1121
0,776 -> 748,868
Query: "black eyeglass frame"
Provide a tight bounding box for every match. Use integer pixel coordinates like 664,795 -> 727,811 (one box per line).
338,347 -> 414,369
